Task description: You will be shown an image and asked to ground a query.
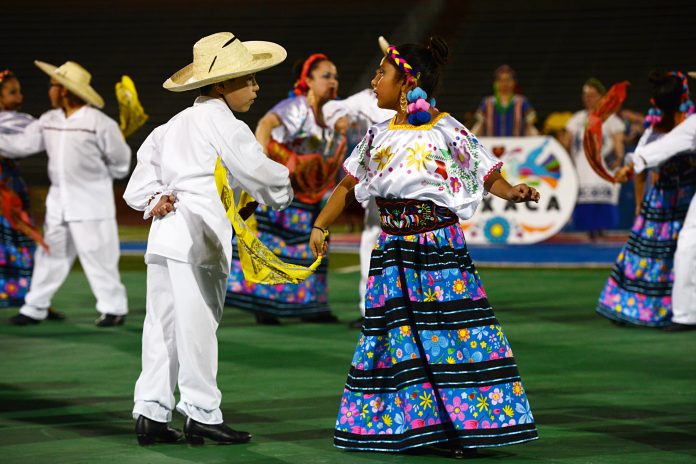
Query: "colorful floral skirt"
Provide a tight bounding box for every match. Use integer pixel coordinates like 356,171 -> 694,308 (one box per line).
0,158 -> 34,308
225,199 -> 330,317
597,154 -> 696,326
334,198 -> 538,452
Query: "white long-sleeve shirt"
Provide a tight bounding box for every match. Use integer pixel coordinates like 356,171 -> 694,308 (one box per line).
123,96 -> 293,273
0,105 -> 131,221
633,115 -> 696,173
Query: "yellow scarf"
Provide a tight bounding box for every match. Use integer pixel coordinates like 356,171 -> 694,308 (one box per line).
115,75 -> 149,138
214,157 -> 325,284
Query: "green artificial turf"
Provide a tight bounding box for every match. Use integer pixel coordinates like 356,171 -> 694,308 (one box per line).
0,255 -> 694,463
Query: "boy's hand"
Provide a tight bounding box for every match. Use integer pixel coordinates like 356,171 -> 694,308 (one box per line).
238,201 -> 259,220
152,194 -> 176,218
614,165 -> 634,183
507,184 -> 540,203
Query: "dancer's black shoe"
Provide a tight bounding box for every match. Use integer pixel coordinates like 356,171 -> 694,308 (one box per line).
300,313 -> 339,323
46,307 -> 66,321
10,313 -> 40,326
184,417 -> 252,445
135,416 -> 183,445
662,322 -> 696,332
95,314 -> 126,327
255,313 -> 281,325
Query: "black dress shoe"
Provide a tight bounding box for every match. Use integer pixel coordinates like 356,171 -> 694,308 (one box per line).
95,314 -> 126,327
184,417 -> 251,445
135,415 -> 183,445
46,307 -> 66,321
255,313 -> 281,325
10,313 -> 40,326
300,313 -> 339,323
662,322 -> 696,332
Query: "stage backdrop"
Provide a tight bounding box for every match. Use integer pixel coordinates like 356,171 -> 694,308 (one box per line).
462,136 -> 578,244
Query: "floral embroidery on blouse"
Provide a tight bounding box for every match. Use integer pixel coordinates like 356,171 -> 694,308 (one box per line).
345,113 -> 502,221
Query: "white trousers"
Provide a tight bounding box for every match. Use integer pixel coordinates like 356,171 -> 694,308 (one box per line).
672,197 -> 696,325
358,198 -> 381,316
20,216 -> 127,320
133,258 -> 226,425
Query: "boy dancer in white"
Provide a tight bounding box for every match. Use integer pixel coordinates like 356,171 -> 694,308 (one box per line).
124,32 -> 292,445
619,114 -> 696,331
0,60 -> 131,327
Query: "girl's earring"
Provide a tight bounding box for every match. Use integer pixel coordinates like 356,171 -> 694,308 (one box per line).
400,92 -> 408,113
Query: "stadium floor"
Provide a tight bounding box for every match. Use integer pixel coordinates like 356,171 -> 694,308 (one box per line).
0,255 -> 694,464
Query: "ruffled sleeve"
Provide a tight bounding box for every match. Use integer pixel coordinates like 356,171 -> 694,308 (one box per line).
268,97 -> 308,144
342,128 -> 373,184
434,116 -> 502,219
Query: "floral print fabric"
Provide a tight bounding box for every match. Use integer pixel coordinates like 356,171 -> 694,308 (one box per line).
335,218 -> 538,451
0,158 -> 34,307
226,200 -> 330,317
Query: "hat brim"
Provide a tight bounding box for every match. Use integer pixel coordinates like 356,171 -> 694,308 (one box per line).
34,60 -> 105,109
163,41 -> 287,92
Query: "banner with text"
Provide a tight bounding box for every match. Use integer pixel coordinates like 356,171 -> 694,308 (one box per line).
462,136 -> 578,244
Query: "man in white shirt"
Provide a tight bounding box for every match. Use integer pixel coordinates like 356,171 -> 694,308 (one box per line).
124,32 -> 292,446
619,114 -> 696,331
0,60 -> 131,327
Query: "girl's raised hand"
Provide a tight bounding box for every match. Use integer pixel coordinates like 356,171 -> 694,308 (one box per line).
507,184 -> 540,203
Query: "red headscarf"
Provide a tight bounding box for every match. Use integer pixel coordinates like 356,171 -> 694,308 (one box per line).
292,53 -> 328,96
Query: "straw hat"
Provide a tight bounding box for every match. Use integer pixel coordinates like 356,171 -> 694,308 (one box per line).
164,32 -> 287,92
34,60 -> 104,108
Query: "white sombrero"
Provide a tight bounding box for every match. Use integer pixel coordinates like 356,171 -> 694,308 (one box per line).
34,60 -> 104,108
164,32 -> 287,92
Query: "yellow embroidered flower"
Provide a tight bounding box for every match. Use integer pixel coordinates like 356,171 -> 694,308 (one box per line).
424,288 -> 438,302
512,382 -> 523,396
446,356 -> 456,364
362,404 -> 369,418
367,352 -> 374,359
480,341 -> 487,348
476,395 -> 489,412
405,143 -> 432,171
419,392 -> 434,409
503,405 -> 515,417
400,326 -> 411,337
458,328 -> 470,341
382,414 -> 393,427
470,341 -> 477,348
452,279 -> 466,294
371,146 -> 395,171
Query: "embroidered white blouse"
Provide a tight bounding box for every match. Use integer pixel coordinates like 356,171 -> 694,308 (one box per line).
343,112 -> 502,221
270,95 -> 344,157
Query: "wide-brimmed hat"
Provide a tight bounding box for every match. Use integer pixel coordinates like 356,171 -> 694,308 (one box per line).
34,60 -> 104,108
164,32 -> 287,92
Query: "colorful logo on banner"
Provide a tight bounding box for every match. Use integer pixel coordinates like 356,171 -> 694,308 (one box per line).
462,136 -> 578,245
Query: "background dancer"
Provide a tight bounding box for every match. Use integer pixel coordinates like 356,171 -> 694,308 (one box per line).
561,78 -> 625,240
597,70 -> 696,328
324,86 -> 395,328
0,60 -> 131,327
226,53 -> 346,324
